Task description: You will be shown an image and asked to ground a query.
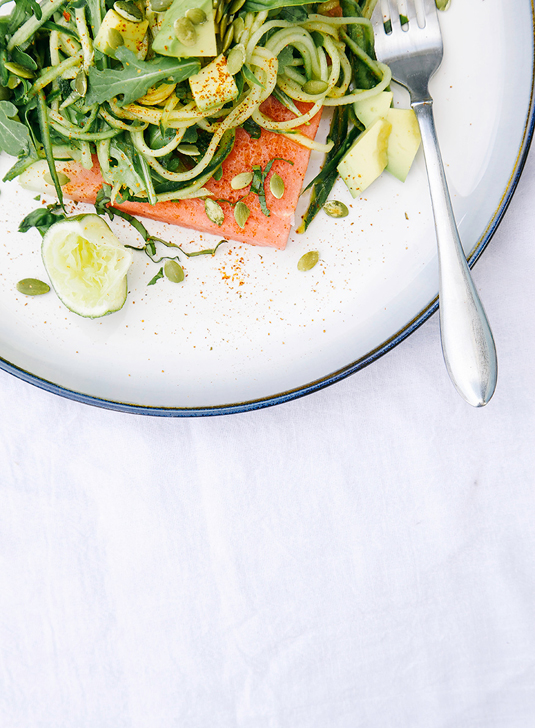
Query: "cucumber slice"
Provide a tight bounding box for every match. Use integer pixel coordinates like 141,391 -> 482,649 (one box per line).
42,214 -> 133,318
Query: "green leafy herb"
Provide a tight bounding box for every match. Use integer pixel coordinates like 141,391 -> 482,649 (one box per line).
148,267 -> 164,286
241,64 -> 265,89
86,47 -> 200,107
0,100 -> 31,156
18,204 -> 67,236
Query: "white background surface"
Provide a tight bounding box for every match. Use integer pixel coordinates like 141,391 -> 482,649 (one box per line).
1,141 -> 535,728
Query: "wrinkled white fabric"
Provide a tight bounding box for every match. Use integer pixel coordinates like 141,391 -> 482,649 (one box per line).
1,150 -> 534,728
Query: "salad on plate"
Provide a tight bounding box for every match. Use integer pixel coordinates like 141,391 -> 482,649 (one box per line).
0,0 -> 447,317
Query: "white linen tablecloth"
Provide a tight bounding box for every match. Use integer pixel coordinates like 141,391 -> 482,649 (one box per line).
1,146 -> 534,728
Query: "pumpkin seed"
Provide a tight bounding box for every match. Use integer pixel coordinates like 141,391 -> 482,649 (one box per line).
323,200 -> 349,218
269,173 -> 285,199
114,1 -> 144,22
232,16 -> 245,43
174,17 -> 197,46
302,79 -> 329,95
234,201 -> 250,229
7,76 -> 20,89
164,259 -> 184,283
215,0 -> 226,25
221,24 -> 234,53
205,198 -> 224,226
213,166 -> 223,181
16,278 -> 50,296
149,0 -> 173,10
226,43 -> 245,75
297,251 -> 319,272
186,7 -> 207,24
177,144 -> 200,155
4,61 -> 34,79
219,12 -> 228,39
74,70 -> 87,97
44,172 -> 70,186
108,28 -> 124,50
229,0 -> 246,13
230,170 -> 253,190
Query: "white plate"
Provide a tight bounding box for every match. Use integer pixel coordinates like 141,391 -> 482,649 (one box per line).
0,0 -> 534,415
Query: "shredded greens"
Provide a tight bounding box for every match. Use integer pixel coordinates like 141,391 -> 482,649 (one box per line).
1,0 -> 451,241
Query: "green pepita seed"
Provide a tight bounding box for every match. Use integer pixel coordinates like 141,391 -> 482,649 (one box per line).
230,170 -> 253,190
74,70 -> 87,97
234,201 -> 250,229
221,24 -> 234,53
108,28 -> 124,50
149,0 -> 173,10
269,173 -> 285,199
174,17 -> 197,46
114,1 -> 144,22
213,166 -> 223,181
7,76 -> 20,90
205,198 -> 224,226
232,16 -> 245,43
297,251 -> 319,272
16,278 -> 50,296
44,172 -> 70,186
229,0 -> 246,13
177,144 -> 200,155
186,7 -> 207,24
302,79 -> 329,95
164,259 -> 185,283
226,44 -> 245,75
215,0 -> 225,25
323,200 -> 349,218
4,61 -> 34,79
219,12 -> 228,39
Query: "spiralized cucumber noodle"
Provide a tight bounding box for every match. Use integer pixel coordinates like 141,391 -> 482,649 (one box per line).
0,0 -> 388,205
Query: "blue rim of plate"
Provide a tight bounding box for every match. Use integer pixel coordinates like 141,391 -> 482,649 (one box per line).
1,29 -> 535,416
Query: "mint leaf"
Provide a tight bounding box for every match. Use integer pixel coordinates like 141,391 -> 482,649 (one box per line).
0,101 -> 31,156
86,48 -> 201,107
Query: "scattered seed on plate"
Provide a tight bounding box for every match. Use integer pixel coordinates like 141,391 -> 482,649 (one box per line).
185,7 -> 207,24
164,260 -> 184,283
205,198 -> 224,226
16,278 -> 50,296
231,171 -> 253,190
323,200 -> 348,218
269,172 -> 285,199
297,251 -> 319,271
174,17 -> 197,46
234,201 -> 250,229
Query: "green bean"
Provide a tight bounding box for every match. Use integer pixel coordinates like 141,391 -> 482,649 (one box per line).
37,90 -> 64,209
8,0 -> 69,52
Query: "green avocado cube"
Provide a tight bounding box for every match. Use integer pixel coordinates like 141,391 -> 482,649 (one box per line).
337,118 -> 392,198
151,0 -> 217,58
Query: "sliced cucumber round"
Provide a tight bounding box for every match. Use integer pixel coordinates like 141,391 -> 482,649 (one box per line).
42,214 -> 133,318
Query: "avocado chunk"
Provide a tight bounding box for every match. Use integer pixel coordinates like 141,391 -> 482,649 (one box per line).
337,118 -> 392,198
353,91 -> 393,128
151,0 -> 217,58
93,9 -> 149,59
189,54 -> 238,113
384,109 -> 421,182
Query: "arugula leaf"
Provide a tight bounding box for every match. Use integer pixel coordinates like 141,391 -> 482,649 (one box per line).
277,46 -> 294,75
86,48 -> 201,107
148,267 -> 164,286
105,138 -> 147,196
0,100 -> 31,156
18,204 -> 67,237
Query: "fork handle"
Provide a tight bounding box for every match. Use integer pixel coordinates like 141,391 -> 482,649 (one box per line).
412,100 -> 498,407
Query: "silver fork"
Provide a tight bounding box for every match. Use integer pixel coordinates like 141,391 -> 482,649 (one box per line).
373,0 -> 498,407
